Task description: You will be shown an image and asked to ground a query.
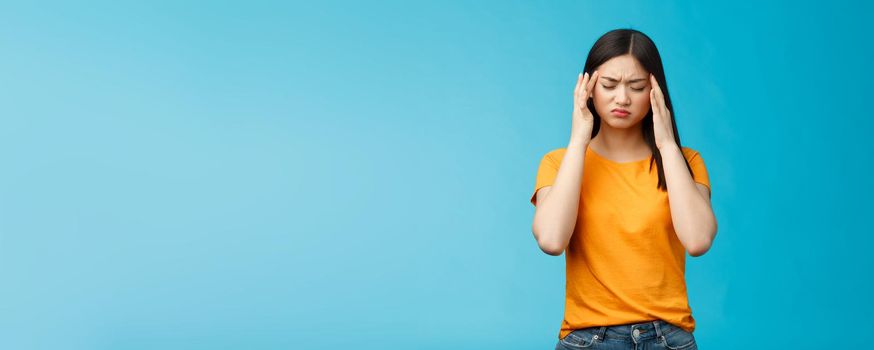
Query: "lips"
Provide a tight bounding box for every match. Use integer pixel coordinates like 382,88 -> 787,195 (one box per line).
611,108 -> 630,116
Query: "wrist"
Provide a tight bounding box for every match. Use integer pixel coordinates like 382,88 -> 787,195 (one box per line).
568,136 -> 590,148
658,141 -> 679,152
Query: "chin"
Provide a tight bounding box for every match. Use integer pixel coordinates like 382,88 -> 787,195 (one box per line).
602,115 -> 642,129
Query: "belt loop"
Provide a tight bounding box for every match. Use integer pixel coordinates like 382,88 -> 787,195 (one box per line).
653,320 -> 663,338
596,326 -> 607,341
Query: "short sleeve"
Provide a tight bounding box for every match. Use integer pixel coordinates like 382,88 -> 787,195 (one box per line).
683,147 -> 711,193
530,149 -> 563,206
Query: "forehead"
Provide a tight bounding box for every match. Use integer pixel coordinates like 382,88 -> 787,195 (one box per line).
596,54 -> 648,79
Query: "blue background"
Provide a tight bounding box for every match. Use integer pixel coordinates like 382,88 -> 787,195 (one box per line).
1,1 -> 871,349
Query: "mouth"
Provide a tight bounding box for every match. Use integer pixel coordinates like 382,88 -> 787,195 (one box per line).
611,108 -> 630,117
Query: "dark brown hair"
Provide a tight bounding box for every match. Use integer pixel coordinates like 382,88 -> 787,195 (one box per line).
583,28 -> 694,191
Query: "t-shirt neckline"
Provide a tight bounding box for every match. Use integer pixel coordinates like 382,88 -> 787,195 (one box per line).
586,146 -> 652,165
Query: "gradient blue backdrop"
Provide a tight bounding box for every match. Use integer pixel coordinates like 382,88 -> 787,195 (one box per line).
1,1 -> 871,349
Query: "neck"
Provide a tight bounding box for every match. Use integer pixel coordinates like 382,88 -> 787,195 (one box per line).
592,121 -> 648,153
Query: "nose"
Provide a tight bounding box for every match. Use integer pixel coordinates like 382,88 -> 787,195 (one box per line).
615,88 -> 631,106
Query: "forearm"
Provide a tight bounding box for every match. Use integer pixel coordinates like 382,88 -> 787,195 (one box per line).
533,137 -> 588,254
660,143 -> 717,256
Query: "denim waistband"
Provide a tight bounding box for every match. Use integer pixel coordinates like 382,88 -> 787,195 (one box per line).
582,319 -> 681,341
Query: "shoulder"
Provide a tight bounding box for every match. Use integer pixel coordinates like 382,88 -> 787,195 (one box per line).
680,146 -> 703,162
544,148 -> 567,159
540,148 -> 567,165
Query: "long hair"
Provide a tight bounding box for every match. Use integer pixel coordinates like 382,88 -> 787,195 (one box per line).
583,29 -> 694,191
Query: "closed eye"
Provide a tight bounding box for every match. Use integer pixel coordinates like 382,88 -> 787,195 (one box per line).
603,84 -> 646,92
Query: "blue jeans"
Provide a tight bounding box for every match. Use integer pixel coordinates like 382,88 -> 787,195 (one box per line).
555,319 -> 697,350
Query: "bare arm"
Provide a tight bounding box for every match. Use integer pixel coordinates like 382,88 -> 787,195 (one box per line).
661,144 -> 717,257
531,71 -> 599,256
649,74 -> 717,257
531,138 -> 589,255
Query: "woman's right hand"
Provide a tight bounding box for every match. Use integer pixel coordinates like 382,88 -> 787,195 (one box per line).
571,70 -> 599,142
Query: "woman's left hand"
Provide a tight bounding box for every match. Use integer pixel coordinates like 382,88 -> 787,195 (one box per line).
650,74 -> 677,150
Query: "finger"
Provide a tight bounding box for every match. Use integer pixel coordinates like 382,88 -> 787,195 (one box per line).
652,89 -> 666,124
650,74 -> 668,116
580,71 -> 593,101
575,72 -> 584,96
585,70 -> 599,98
576,72 -> 589,101
649,74 -> 660,93
658,91 -> 668,119
650,89 -> 659,119
650,74 -> 665,104
650,87 -> 658,111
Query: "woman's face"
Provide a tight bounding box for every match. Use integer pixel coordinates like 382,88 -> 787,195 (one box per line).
591,54 -> 652,129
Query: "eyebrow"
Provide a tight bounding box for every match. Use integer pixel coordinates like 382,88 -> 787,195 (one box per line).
601,76 -> 648,83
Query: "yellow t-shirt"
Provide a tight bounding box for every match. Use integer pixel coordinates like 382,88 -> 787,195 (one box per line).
530,145 -> 711,340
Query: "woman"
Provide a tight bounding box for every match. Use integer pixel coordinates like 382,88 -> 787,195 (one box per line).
530,29 -> 717,350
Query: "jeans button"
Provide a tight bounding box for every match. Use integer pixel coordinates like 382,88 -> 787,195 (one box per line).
632,329 -> 640,337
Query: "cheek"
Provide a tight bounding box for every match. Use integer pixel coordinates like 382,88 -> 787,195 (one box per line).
594,86 -> 613,103
631,93 -> 649,109
592,84 -> 606,98
638,94 -> 651,108
632,94 -> 651,119
592,92 -> 611,113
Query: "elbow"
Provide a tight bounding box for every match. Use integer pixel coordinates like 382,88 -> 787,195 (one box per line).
687,245 -> 709,257
685,221 -> 717,257
539,241 -> 565,256
532,226 -> 566,256
686,236 -> 714,257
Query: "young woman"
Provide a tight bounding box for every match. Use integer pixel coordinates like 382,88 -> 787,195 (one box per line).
530,29 -> 717,350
